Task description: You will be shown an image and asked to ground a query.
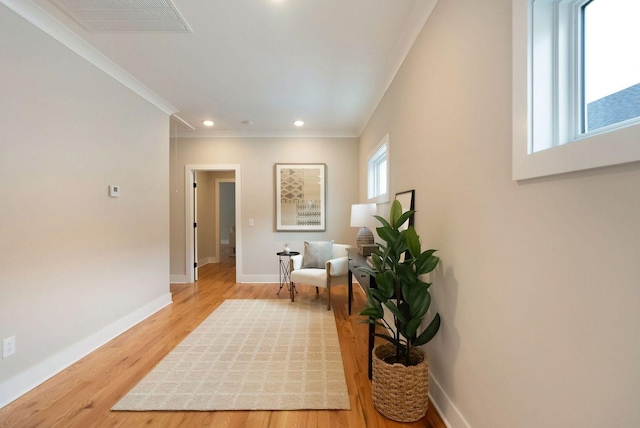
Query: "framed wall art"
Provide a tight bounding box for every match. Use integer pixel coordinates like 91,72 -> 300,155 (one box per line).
395,189 -> 415,231
275,163 -> 326,231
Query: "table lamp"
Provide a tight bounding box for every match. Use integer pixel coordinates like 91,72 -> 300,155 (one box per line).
350,203 -> 377,246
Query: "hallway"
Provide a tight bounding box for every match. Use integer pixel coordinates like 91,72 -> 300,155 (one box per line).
0,258 -> 444,427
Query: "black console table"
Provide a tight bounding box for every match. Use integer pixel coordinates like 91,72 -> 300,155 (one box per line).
347,248 -> 377,379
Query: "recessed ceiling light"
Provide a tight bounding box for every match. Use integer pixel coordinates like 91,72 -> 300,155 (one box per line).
293,120 -> 304,127
202,120 -> 214,127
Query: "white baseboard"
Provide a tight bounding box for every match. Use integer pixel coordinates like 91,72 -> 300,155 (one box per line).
170,275 -> 187,283
429,372 -> 471,428
197,257 -> 218,267
0,292 -> 172,410
173,273 -> 276,284
237,274 -> 280,284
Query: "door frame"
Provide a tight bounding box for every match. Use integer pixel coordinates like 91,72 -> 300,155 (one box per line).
185,164 -> 241,283
193,171 -> 199,281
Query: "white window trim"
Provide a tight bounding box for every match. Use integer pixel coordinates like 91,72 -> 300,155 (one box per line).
512,0 -> 640,181
368,133 -> 390,204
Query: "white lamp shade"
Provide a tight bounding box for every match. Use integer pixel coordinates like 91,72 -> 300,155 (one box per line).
350,203 -> 377,227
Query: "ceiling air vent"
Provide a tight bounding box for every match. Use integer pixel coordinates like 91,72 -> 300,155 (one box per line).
49,0 -> 192,33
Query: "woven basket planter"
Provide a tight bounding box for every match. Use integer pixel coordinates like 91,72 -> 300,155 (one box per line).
372,343 -> 429,422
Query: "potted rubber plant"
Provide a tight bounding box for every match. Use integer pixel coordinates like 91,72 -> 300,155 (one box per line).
358,199 -> 440,422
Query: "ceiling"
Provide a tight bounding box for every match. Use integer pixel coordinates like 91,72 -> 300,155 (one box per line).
30,0 -> 437,137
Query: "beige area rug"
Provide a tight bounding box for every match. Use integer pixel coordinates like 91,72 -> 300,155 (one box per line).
112,299 -> 351,411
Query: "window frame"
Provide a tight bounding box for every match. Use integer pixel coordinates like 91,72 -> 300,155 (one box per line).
512,0 -> 640,180
367,133 -> 389,203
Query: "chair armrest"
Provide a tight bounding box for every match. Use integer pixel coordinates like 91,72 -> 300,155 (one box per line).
290,254 -> 303,271
326,256 -> 348,277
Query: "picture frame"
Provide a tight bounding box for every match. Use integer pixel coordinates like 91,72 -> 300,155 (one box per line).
275,163 -> 326,231
395,189 -> 415,231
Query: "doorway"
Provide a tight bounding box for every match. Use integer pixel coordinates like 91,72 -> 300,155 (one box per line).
215,179 -> 236,261
185,164 -> 241,283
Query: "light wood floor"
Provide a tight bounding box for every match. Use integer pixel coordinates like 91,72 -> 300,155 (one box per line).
0,252 -> 446,428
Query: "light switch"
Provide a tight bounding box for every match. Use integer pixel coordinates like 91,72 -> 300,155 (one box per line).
109,185 -> 120,197
249,219 -> 254,227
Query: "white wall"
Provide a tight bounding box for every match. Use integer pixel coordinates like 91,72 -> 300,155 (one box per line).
170,137 -> 359,283
360,1 -> 640,427
0,5 -> 171,407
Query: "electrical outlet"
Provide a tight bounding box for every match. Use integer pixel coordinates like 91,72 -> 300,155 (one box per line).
3,336 -> 16,358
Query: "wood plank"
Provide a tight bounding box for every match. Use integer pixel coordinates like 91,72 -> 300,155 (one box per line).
0,251 -> 446,428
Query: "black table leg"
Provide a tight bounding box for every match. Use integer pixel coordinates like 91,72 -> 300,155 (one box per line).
348,272 -> 353,315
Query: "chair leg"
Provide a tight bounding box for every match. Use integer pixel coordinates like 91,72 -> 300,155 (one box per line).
290,282 -> 295,302
326,286 -> 331,311
315,286 -> 319,299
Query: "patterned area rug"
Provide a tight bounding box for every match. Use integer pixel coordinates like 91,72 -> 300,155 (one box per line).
112,299 -> 350,411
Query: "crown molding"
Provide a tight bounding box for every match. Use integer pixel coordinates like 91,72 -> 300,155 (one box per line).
170,114 -> 195,131
175,129 -> 359,139
1,0 -> 178,116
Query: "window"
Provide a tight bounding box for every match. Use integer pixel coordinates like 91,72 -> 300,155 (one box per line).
512,0 -> 640,180
368,134 -> 389,203
583,0 -> 640,132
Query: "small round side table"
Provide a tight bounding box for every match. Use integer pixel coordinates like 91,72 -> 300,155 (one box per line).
276,251 -> 300,295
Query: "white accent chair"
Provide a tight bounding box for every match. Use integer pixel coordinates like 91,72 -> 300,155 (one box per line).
289,243 -> 351,310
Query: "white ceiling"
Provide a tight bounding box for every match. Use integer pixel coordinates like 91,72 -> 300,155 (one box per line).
31,0 -> 437,137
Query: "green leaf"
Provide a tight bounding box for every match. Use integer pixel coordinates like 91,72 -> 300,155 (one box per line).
373,215 -> 392,230
396,263 -> 416,285
394,210 -> 414,230
414,250 -> 436,272
398,301 -> 411,321
367,289 -> 381,304
380,246 -> 393,271
401,281 -> 411,304
368,288 -> 385,302
355,266 -> 377,276
402,280 -> 428,315
416,249 -> 437,261
413,313 -> 441,346
397,320 -> 407,337
370,252 -> 383,271
384,301 -> 407,324
377,226 -> 398,244
405,317 -> 423,339
359,307 -> 383,319
389,200 -> 402,226
415,253 -> 439,275
375,271 -> 395,299
363,291 -> 383,314
417,279 -> 432,290
412,290 -> 431,320
405,226 -> 421,258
